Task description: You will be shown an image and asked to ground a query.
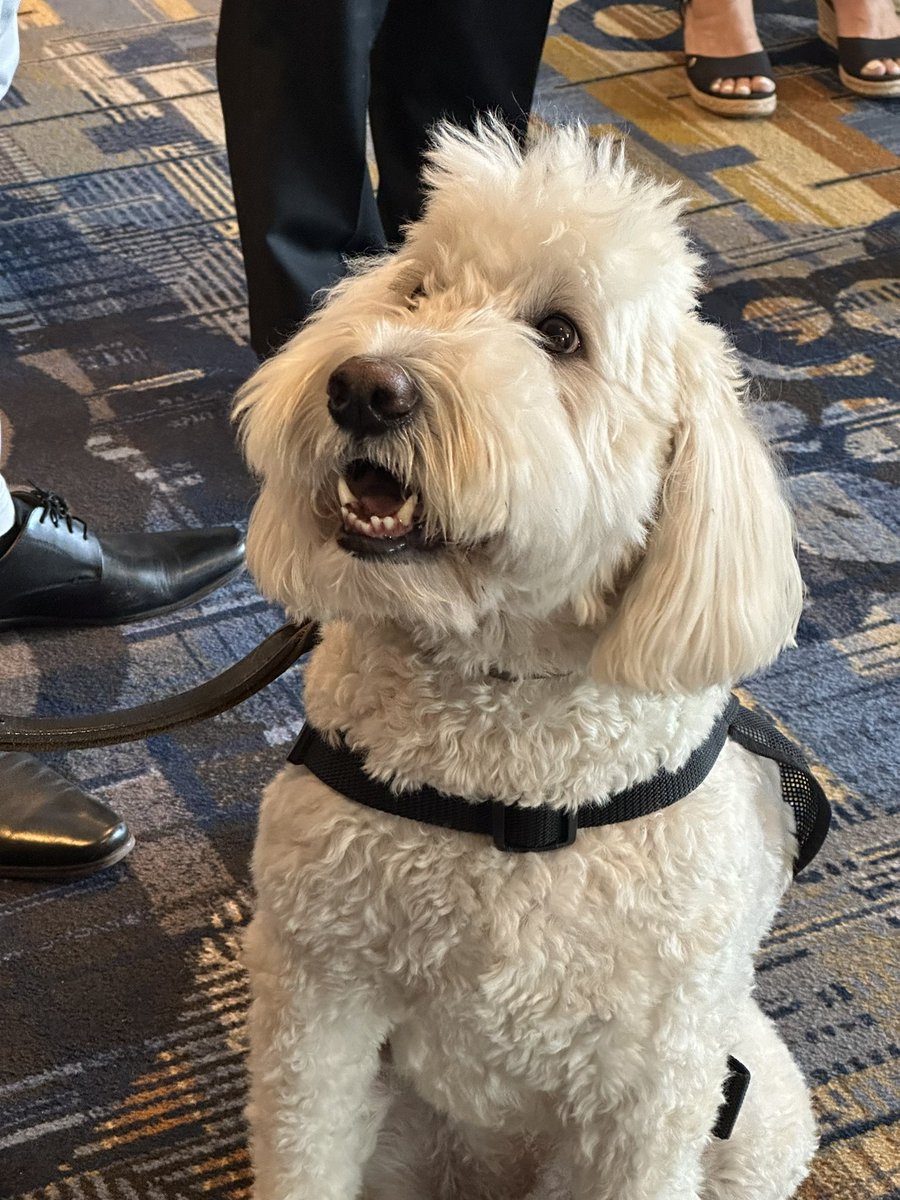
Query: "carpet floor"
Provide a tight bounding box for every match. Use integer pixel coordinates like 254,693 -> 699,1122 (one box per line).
0,1 -> 897,1198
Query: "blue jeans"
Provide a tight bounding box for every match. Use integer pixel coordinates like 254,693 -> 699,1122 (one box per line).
0,0 -> 20,102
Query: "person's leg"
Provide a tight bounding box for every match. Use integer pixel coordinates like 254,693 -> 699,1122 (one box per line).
0,468 -> 14,554
0,0 -> 21,103
369,0 -> 554,244
217,0 -> 391,358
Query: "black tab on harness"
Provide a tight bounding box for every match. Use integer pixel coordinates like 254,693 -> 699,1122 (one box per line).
713,1056 -> 752,1140
491,800 -> 577,853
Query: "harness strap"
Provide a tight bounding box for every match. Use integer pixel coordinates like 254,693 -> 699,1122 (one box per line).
714,1058 -> 752,1140
290,696 -> 741,853
290,697 -> 829,874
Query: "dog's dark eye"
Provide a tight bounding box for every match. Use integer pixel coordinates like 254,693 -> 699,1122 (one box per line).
537,314 -> 580,355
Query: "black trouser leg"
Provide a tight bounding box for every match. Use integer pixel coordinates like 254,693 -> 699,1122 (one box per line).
217,0 -> 553,357
369,0 -> 554,243
217,0 -> 389,358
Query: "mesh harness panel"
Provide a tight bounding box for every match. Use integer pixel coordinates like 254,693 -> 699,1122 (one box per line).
728,705 -> 831,873
288,695 -> 830,874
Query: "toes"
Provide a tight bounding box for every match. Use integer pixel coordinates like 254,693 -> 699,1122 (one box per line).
859,57 -> 900,76
709,74 -> 775,97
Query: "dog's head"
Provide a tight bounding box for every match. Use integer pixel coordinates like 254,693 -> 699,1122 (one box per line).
236,121 -> 802,693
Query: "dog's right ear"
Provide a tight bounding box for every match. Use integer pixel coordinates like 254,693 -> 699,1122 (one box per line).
232,350 -> 321,621
590,319 -> 803,694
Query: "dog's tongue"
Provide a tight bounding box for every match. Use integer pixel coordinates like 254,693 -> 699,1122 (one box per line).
348,463 -> 408,518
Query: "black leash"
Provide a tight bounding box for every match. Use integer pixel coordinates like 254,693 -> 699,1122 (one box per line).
0,621 -> 320,752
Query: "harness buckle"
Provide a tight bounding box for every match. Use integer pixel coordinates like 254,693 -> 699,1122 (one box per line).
491,802 -> 578,853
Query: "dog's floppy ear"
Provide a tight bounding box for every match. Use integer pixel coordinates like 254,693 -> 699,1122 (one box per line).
591,319 -> 803,693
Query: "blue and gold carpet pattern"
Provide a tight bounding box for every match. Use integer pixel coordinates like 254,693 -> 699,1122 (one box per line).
0,2 -> 897,1197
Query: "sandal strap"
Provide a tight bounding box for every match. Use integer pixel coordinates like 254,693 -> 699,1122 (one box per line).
685,50 -> 775,94
836,35 -> 900,79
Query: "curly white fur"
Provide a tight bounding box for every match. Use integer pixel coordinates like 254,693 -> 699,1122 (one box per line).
237,122 -> 815,1200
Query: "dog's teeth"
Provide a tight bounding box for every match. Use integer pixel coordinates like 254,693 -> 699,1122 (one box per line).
338,477 -> 355,507
397,494 -> 418,525
382,515 -> 396,532
340,504 -> 349,516
352,513 -> 374,533
370,515 -> 384,532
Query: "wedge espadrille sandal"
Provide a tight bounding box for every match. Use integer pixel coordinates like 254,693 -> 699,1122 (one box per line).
680,1 -> 777,117
817,0 -> 900,97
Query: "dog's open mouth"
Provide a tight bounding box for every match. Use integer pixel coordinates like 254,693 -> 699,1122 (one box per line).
336,459 -> 438,558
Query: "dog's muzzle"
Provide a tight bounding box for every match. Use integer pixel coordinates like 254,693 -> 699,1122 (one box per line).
326,356 -> 435,558
327,355 -> 420,440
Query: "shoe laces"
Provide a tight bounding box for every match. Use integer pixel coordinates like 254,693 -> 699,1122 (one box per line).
26,482 -> 89,539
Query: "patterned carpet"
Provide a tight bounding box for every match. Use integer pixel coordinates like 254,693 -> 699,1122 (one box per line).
0,1 -> 897,1198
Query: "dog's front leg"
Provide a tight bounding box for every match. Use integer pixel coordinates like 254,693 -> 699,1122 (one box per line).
246,915 -> 393,1200
564,1040 -> 728,1200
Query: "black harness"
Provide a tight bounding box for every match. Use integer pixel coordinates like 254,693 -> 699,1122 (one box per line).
288,696 -> 829,1142
288,695 -> 830,873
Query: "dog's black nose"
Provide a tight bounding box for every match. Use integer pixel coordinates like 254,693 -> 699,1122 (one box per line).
326,356 -> 420,438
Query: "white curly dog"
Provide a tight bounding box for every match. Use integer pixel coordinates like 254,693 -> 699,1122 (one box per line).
235,122 -> 817,1200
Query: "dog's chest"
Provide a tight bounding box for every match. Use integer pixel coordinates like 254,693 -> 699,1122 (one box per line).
254,745 -> 788,1015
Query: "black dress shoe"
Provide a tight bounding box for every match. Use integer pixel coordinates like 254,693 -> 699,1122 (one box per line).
0,485 -> 245,629
0,753 -> 134,880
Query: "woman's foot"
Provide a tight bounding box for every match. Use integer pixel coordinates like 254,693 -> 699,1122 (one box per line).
683,0 -> 775,97
831,0 -> 900,77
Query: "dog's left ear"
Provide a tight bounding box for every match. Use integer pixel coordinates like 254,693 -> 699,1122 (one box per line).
591,319 -> 803,693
